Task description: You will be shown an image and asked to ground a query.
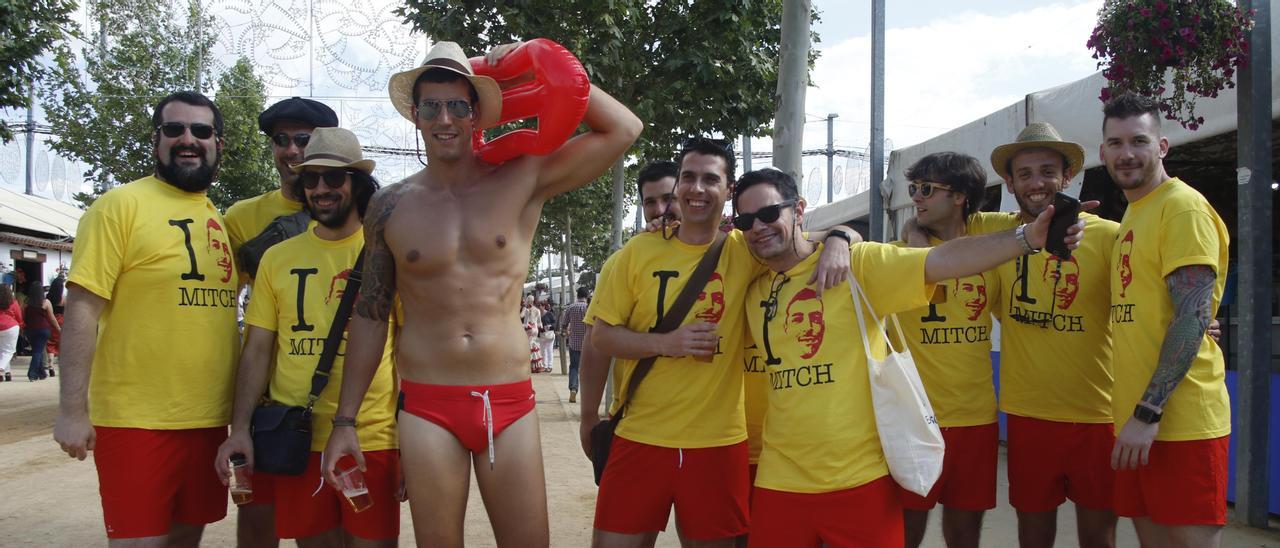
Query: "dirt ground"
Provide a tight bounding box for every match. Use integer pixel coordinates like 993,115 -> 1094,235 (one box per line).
1,355 -> 1278,547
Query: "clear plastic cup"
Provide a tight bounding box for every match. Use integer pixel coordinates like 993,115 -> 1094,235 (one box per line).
335,456 -> 373,513
229,455 -> 253,505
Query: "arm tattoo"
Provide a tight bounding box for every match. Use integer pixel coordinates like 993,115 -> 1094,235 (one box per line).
1142,264 -> 1216,409
354,184 -> 408,322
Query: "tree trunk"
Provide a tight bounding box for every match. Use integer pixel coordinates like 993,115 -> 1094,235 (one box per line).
610,156 -> 625,252
773,0 -> 811,183
560,217 -> 575,375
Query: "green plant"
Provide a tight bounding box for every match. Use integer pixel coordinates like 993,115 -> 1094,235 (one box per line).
1087,0 -> 1253,130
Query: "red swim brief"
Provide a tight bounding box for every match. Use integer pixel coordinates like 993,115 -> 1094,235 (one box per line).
400,379 -> 535,466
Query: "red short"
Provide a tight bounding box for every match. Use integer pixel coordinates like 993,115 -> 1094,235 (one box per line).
400,379 -> 535,456
93,426 -> 228,538
272,451 -> 400,539
749,476 -> 903,547
1006,414 -> 1115,512
900,423 -> 998,511
748,464 -> 759,507
595,436 -> 749,540
240,470 -> 276,506
1114,436 -> 1229,526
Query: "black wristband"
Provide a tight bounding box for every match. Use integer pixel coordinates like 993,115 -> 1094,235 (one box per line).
825,230 -> 853,246
1132,404 -> 1162,424
332,416 -> 358,428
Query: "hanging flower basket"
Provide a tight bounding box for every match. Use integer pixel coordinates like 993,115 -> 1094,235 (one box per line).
1087,0 -> 1254,130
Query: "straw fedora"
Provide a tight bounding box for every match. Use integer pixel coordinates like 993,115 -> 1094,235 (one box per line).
387,41 -> 502,129
290,127 -> 375,174
990,122 -> 1085,180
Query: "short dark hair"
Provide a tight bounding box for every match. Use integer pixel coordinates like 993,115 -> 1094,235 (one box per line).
577,287 -> 590,299
1102,92 -> 1161,133
152,91 -> 223,137
291,169 -> 382,218
637,160 -> 678,202
905,152 -> 987,218
732,168 -> 799,213
412,68 -> 480,108
679,137 -> 737,186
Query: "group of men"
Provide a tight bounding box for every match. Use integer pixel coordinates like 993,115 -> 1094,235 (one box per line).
52,39 -> 641,548
574,93 -> 1228,548
46,33 -> 1229,548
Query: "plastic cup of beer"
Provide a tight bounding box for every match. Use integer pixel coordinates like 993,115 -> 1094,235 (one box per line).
335,456 -> 373,513
228,454 -> 253,505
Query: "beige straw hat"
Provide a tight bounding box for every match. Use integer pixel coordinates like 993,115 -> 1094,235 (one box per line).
990,122 -> 1085,179
290,127 -> 375,174
387,41 -> 503,129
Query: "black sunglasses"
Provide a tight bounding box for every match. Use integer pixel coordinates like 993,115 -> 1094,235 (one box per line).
680,136 -> 734,153
733,200 -> 796,231
271,132 -> 311,148
417,99 -> 474,120
298,169 -> 353,190
908,181 -> 953,198
157,122 -> 216,140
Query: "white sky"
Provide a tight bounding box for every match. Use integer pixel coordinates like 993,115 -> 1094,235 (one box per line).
1,0 -> 1108,206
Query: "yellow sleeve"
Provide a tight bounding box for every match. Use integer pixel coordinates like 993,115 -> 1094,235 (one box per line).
585,247 -> 630,327
1159,210 -> 1224,278
243,249 -> 281,331
67,193 -> 130,300
966,211 -> 1019,235
851,242 -> 934,316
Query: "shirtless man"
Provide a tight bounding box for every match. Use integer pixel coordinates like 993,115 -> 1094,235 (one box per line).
322,41 -> 642,547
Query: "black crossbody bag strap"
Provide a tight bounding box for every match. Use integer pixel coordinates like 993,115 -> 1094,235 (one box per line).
305,246 -> 366,411
613,230 -> 727,421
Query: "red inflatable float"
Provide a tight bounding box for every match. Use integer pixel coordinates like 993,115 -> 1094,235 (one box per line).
469,38 -> 591,164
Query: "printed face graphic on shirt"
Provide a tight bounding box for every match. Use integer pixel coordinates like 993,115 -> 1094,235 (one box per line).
205,218 -> 232,283
955,273 -> 988,321
1118,230 -> 1134,298
695,272 -> 726,323
1042,255 -> 1081,310
327,268 -> 351,305
784,287 -> 825,359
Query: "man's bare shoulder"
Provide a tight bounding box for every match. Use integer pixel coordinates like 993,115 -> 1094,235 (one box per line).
365,179 -> 416,230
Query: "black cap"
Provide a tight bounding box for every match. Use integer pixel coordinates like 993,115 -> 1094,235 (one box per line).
257,97 -> 338,134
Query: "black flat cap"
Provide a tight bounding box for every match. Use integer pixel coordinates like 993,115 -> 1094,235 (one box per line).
257,97 -> 338,134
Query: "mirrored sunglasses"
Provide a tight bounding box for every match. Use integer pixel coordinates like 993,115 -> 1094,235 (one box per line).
417,99 -> 474,120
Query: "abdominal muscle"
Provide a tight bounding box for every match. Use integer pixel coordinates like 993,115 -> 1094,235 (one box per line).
392,269 -> 532,387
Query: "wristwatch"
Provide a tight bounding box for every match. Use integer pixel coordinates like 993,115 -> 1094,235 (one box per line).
1132,404 -> 1162,424
825,230 -> 853,246
332,416 -> 358,428
1015,224 -> 1041,255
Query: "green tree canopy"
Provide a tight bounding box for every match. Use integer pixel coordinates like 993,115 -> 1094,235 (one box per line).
210,57 -> 275,211
40,0 -> 274,210
0,0 -> 78,143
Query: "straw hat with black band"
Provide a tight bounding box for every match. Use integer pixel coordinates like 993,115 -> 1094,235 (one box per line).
290,127 -> 375,175
387,41 -> 503,130
990,122 -> 1085,180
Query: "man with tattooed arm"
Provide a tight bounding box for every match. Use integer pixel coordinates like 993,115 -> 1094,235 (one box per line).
320,41 -> 641,548
1102,93 -> 1231,548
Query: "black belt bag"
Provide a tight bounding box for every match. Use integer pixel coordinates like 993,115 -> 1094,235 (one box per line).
250,404 -> 313,476
248,248 -> 365,476
589,231 -> 726,486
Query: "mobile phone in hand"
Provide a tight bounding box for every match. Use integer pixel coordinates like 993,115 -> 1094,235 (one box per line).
1045,192 -> 1081,259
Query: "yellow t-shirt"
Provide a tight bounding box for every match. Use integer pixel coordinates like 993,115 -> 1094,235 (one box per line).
224,189 -> 303,283
585,230 -> 765,448
893,238 -> 997,427
745,243 -> 933,494
1110,179 -> 1230,441
244,226 -> 398,451
69,176 -> 240,428
970,211 -> 1118,423
742,337 -> 769,464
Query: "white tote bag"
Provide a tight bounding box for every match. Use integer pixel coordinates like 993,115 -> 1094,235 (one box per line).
848,275 -> 945,496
